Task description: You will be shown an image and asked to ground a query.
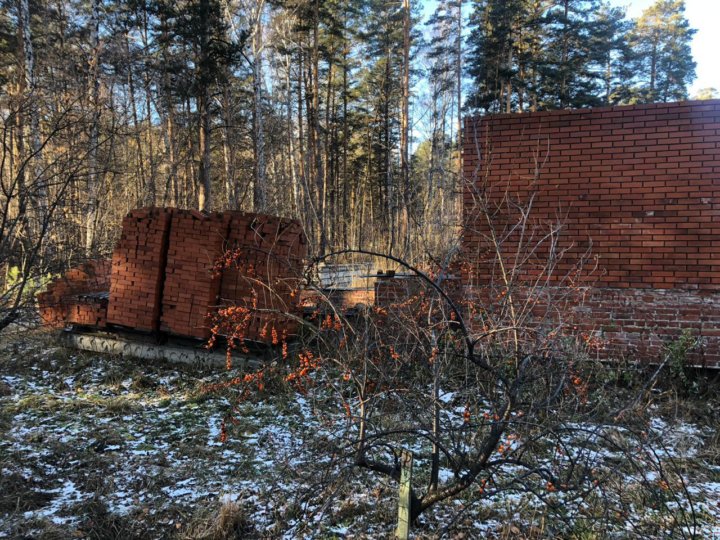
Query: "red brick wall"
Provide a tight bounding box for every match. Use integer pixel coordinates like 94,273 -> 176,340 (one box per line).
462,99 -> 720,367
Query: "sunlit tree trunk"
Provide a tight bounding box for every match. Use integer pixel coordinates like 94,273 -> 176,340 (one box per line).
126,33 -> 148,205
384,40 -> 393,255
251,0 -> 267,211
141,6 -> 157,205
85,0 -> 101,254
284,55 -> 299,216
399,0 -> 410,257
197,90 -> 212,211
159,11 -> 178,207
220,86 -> 236,207
311,0 -> 325,252
17,0 -> 41,208
323,58 -> 333,248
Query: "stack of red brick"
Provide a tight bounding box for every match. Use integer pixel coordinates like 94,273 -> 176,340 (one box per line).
375,273 -> 420,309
159,211 -> 230,339
37,260 -> 111,328
38,207 -> 307,343
107,208 -> 173,332
218,212 -> 306,341
374,272 -> 463,314
110,209 -> 306,341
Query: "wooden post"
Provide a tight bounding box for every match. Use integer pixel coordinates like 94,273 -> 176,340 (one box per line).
395,449 -> 413,540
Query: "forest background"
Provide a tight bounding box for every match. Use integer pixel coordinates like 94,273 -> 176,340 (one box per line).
0,0 -> 709,298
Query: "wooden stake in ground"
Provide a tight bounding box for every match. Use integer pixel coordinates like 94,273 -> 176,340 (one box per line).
395,449 -> 413,540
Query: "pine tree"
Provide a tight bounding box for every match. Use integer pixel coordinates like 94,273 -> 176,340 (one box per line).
424,0 -> 463,244
627,0 -> 696,103
426,0 -> 462,147
537,0 -> 607,109
0,5 -> 13,90
589,3 -> 632,105
466,0 -> 528,113
156,0 -> 239,211
465,0 -> 641,111
355,0 -> 404,251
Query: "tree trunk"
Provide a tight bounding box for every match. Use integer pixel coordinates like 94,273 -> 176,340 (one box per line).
17,0 -> 43,216
399,0 -> 411,257
311,0 -> 325,252
286,55 -> 299,216
125,32 -> 148,205
456,0 -> 463,174
650,37 -> 658,101
298,50 -> 310,232
342,37 -> 349,249
221,86 -> 235,207
384,31 -> 394,255
164,99 -> 178,206
252,1 -> 266,211
14,1 -> 27,220
185,96 -> 197,207
560,0 -> 569,107
160,11 -> 178,206
141,4 -> 156,205
197,91 -> 212,211
323,58 -> 333,249
85,0 -> 101,254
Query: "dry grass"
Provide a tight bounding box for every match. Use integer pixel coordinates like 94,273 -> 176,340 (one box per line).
1,329 -> 719,538
182,501 -> 255,540
0,467 -> 54,514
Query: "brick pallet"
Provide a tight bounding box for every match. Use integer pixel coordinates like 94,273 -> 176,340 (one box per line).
65,293 -> 109,327
160,210 -> 230,339
39,207 -> 307,345
107,207 -> 173,332
37,260 -> 111,328
219,212 -> 306,342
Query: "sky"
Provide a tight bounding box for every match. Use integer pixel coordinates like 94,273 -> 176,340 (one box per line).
612,0 -> 719,96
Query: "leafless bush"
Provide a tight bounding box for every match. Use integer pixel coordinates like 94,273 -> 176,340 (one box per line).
0,100 -> 107,333
207,157 -> 704,536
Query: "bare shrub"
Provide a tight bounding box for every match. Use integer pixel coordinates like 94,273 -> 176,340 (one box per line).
206,166 -> 705,537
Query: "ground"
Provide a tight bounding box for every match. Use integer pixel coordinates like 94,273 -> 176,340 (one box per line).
0,330 -> 719,539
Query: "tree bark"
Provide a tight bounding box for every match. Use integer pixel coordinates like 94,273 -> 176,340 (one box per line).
221,86 -> 236,207
159,10 -> 178,206
141,5 -> 157,205
456,0 -> 463,175
384,28 -> 393,255
196,0 -> 212,212
399,0 -> 411,256
17,0 -> 42,214
125,32 -> 148,205
311,0 -> 325,252
197,91 -> 212,211
342,31 -> 349,249
252,0 -> 266,211
85,0 -> 101,254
